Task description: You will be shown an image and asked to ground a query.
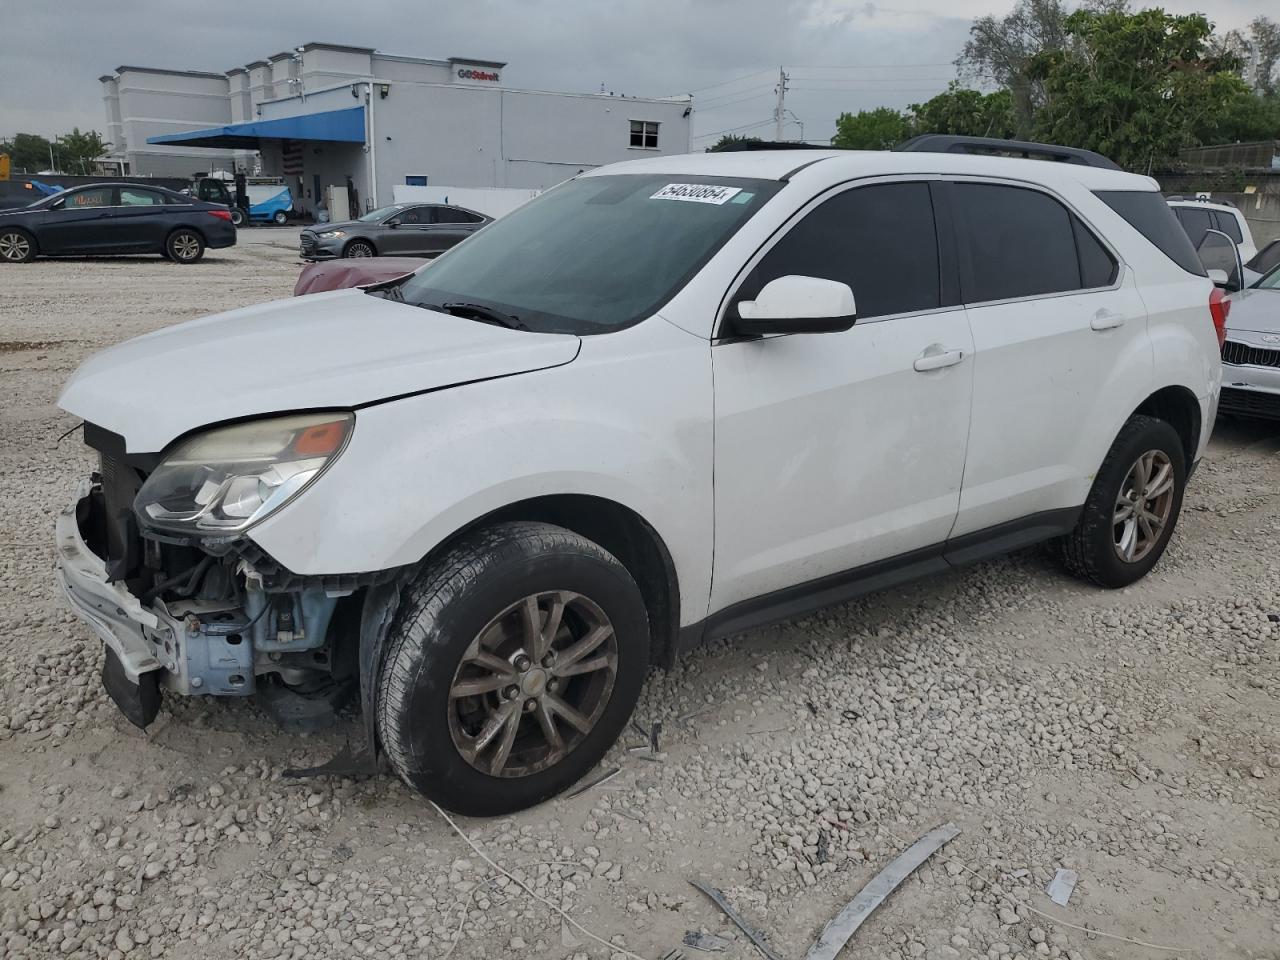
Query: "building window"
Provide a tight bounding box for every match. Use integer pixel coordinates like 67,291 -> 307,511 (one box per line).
630,120 -> 659,149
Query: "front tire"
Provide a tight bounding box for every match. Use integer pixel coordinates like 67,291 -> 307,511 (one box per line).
1062,414 -> 1186,588
0,227 -> 37,263
165,229 -> 205,263
343,239 -> 375,258
230,207 -> 247,227
377,522 -> 650,816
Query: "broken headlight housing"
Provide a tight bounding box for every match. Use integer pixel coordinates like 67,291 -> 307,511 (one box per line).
134,412 -> 353,537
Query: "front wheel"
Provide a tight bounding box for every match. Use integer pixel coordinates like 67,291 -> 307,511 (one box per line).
0,228 -> 37,263
343,240 -> 375,258
165,229 -> 205,263
1062,414 -> 1186,588
377,522 -> 650,816
230,207 -> 246,227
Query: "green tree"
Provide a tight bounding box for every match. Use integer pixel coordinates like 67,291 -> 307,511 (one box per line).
957,0 -> 1072,135
1030,8 -> 1251,171
0,132 -> 52,173
56,129 -> 108,174
909,86 -> 1018,139
1246,16 -> 1280,95
706,134 -> 765,152
831,106 -> 911,150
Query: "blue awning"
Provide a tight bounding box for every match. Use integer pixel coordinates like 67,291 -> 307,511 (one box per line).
148,106 -> 365,149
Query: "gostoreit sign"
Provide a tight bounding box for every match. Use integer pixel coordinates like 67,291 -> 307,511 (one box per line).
457,67 -> 500,82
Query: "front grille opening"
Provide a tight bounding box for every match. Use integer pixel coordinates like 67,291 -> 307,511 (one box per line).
1222,340 -> 1280,368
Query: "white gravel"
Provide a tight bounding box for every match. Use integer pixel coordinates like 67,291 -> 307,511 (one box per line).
1,231 -> 1279,959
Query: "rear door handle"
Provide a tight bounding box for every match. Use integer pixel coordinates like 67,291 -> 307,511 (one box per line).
1090,309 -> 1126,331
913,348 -> 965,372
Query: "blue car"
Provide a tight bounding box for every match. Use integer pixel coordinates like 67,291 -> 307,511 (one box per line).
0,183 -> 237,263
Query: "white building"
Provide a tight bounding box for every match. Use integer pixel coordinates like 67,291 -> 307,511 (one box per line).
100,41 -> 693,215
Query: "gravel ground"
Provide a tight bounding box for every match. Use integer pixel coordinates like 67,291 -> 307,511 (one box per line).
1,230 -> 1279,960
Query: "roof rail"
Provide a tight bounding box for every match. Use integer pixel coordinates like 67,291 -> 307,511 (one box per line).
894,134 -> 1121,171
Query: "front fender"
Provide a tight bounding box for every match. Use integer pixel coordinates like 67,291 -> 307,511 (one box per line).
247,318 -> 715,624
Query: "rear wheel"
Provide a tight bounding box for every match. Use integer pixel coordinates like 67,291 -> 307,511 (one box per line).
343,239 -> 375,258
272,210 -> 288,225
377,522 -> 650,816
165,229 -> 205,263
1062,414 -> 1185,588
0,228 -> 36,263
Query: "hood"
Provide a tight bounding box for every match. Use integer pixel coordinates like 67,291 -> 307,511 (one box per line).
303,219 -> 362,234
59,290 -> 580,452
1225,287 -> 1280,337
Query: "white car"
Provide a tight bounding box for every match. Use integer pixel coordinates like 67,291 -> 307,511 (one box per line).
1167,196 -> 1258,265
1221,263 -> 1280,420
56,138 -> 1223,815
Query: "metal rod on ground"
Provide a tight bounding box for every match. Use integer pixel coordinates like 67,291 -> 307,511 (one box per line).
689,879 -> 783,960
803,822 -> 961,960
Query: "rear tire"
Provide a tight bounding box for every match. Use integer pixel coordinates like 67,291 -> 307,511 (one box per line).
377,521 -> 650,816
0,227 -> 37,263
343,240 -> 375,258
165,229 -> 205,263
272,210 -> 288,225
1062,414 -> 1186,588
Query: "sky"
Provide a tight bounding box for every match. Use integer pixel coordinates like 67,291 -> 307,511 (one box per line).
0,0 -> 1268,149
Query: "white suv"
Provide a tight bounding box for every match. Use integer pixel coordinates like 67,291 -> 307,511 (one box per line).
56,138 -> 1223,815
1167,195 -> 1258,264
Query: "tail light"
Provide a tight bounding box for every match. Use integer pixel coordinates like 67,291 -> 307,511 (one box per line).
1209,287 -> 1230,349
206,209 -> 233,222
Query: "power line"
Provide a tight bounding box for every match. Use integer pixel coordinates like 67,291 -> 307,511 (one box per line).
682,68 -> 776,96
694,83 -> 775,107
691,118 -> 776,140
695,91 -> 774,112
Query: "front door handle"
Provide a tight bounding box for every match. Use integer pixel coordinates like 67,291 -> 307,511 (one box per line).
1090,309 -> 1126,331
913,347 -> 965,372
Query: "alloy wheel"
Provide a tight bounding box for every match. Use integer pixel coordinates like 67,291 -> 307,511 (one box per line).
447,591 -> 618,778
171,233 -> 200,261
347,242 -> 373,257
1112,449 -> 1175,563
0,232 -> 31,262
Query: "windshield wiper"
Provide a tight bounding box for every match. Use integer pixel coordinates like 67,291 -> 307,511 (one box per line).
376,282 -> 405,302
440,301 -> 528,331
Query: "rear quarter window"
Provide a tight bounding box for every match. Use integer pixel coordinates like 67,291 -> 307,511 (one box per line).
1212,211 -> 1244,244
1094,191 -> 1206,277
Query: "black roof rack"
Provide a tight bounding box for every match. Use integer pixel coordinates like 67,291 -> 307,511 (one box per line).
893,134 -> 1121,171
1166,195 -> 1236,207
709,140 -> 834,152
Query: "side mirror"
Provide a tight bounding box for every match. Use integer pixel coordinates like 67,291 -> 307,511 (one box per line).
733,275 -> 857,336
49,197 -> 65,210
387,218 -> 401,228
1197,229 -> 1242,293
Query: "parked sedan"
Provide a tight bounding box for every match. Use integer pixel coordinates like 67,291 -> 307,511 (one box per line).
299,202 -> 490,260
1220,264 -> 1280,420
0,183 -> 236,264
294,256 -> 431,296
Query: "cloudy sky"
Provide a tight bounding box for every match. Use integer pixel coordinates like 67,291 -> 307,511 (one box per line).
0,0 -> 1266,148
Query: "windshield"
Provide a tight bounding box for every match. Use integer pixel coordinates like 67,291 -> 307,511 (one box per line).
1258,266 -> 1280,290
396,174 -> 782,334
359,204 -> 405,223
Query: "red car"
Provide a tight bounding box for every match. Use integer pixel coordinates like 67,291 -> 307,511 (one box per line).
293,257 -> 430,296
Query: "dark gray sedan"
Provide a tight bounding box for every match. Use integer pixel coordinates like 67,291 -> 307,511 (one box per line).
300,203 -> 490,260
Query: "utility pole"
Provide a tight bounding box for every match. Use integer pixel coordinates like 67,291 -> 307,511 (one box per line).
774,67 -> 789,142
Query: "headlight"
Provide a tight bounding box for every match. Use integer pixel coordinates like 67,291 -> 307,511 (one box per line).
317,230 -> 346,239
135,412 -> 353,537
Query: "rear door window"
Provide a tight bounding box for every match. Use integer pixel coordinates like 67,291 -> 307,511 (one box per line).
951,183 -> 1083,303
735,181 -> 941,320
119,188 -> 163,206
435,207 -> 477,224
1174,206 -> 1213,249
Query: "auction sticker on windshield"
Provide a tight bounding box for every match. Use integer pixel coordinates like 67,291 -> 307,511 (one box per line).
651,183 -> 743,205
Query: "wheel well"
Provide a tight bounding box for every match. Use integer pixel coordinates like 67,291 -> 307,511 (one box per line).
344,237 -> 376,256
167,225 -> 205,243
435,495 -> 682,669
1134,385 -> 1201,465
